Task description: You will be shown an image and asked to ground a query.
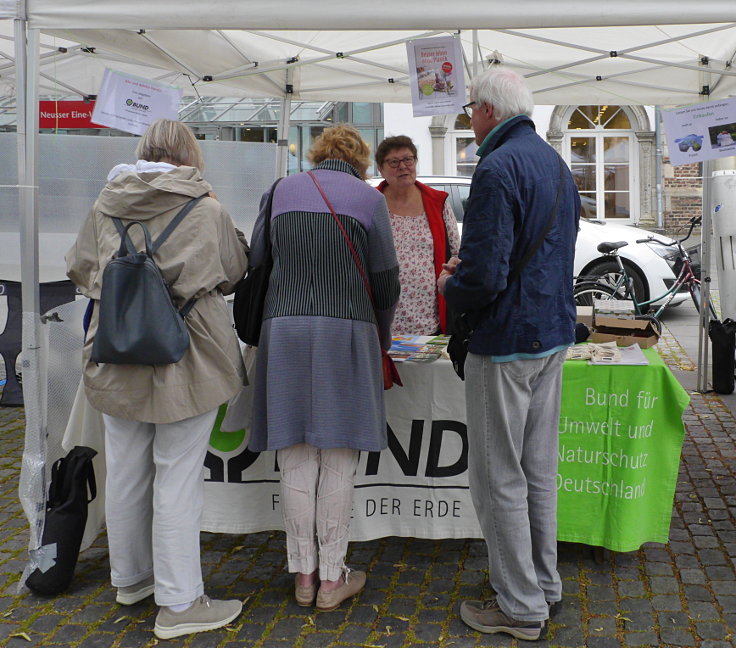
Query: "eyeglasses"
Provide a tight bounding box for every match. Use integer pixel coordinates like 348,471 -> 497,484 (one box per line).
462,101 -> 477,119
384,156 -> 417,168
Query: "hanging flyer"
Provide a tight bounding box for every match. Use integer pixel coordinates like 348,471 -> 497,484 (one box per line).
406,36 -> 466,118
91,69 -> 183,136
661,97 -> 736,166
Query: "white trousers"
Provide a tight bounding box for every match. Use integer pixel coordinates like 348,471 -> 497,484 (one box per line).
277,443 -> 359,581
102,408 -> 217,607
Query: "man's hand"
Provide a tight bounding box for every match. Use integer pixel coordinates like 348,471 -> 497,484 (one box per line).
437,256 -> 460,295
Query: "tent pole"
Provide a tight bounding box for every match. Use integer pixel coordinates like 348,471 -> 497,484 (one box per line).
275,72 -> 293,179
697,160 -> 713,393
472,30 -> 478,77
15,20 -> 46,575
655,106 -> 663,229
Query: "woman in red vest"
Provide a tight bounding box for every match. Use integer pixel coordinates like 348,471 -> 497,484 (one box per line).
375,136 -> 460,335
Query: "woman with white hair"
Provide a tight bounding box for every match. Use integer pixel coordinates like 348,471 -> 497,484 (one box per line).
66,119 -> 248,639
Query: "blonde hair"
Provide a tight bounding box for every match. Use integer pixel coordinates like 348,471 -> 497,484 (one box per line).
135,118 -> 205,171
307,124 -> 371,179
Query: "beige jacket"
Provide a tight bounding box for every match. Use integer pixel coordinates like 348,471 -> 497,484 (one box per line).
66,165 -> 249,424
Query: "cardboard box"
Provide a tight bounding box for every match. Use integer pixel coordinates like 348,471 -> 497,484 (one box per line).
576,306 -> 593,327
591,316 -> 659,348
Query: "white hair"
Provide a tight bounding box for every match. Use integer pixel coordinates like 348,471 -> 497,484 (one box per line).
469,67 -> 534,121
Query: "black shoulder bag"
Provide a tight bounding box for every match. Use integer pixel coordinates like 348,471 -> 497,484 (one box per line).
447,155 -> 565,380
233,178 -> 282,346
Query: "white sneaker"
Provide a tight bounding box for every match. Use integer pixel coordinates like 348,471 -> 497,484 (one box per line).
154,595 -> 242,639
116,576 -> 155,605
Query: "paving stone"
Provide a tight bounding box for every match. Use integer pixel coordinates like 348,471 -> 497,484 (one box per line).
624,630 -> 660,646
683,584 -> 715,601
585,637 -> 623,648
586,616 -> 617,635
617,581 -> 646,597
660,627 -> 697,645
696,622 -> 730,640
338,623 -> 372,644
650,576 -> 679,593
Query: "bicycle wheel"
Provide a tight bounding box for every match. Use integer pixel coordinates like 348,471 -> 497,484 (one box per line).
690,284 -> 718,319
574,281 -> 617,307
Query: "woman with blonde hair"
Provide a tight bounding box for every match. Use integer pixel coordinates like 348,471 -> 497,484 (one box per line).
248,124 -> 400,610
66,118 -> 248,639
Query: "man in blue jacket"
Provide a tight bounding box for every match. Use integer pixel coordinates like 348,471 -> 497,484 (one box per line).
438,67 -> 580,641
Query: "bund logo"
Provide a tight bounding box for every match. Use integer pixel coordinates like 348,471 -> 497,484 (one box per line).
125,98 -> 150,111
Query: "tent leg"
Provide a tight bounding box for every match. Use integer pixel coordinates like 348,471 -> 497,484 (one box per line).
697,161 -> 713,393
275,75 -> 293,178
15,21 -> 46,588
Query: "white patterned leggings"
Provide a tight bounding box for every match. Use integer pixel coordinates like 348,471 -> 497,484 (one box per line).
277,443 -> 360,581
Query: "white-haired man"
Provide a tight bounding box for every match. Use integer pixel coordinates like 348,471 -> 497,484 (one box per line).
438,68 -> 580,641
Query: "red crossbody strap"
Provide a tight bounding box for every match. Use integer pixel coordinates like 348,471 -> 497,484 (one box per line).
306,171 -> 377,312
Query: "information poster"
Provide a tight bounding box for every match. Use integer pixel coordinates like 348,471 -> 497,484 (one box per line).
406,36 -> 466,118
661,97 -> 736,166
91,69 -> 182,136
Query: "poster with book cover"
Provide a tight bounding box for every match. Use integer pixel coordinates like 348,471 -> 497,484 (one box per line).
406,36 -> 466,117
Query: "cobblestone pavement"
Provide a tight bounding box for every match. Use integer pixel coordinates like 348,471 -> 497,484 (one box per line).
0,324 -> 735,647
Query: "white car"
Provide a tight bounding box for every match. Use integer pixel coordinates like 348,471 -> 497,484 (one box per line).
370,175 -> 690,307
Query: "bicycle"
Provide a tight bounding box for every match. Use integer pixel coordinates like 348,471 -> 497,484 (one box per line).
573,216 -> 717,326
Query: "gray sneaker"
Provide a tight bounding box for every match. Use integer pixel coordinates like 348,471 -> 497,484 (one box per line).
154,595 -> 242,640
460,599 -> 546,641
116,576 -> 155,605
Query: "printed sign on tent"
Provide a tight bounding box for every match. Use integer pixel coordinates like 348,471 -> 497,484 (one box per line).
39,101 -> 105,129
91,69 -> 183,136
406,36 -> 466,118
661,97 -> 736,166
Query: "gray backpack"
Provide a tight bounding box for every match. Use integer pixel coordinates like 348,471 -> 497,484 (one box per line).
90,196 -> 204,365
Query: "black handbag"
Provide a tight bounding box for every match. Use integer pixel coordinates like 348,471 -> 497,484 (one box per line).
25,446 -> 98,595
233,179 -> 281,346
709,318 -> 736,394
447,156 -> 565,379
90,196 -> 203,365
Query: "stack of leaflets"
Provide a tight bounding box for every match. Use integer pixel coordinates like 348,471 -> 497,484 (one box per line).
389,335 -> 450,362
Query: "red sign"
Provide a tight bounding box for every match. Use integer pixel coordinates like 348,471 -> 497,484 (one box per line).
39,101 -> 106,129
441,61 -> 453,74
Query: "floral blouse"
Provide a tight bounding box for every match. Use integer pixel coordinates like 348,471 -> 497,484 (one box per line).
389,200 -> 460,335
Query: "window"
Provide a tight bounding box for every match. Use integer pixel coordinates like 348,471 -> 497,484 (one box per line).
450,113 -> 478,176
565,106 -> 636,221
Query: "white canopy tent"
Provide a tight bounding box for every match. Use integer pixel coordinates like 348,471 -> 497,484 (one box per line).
1,0 -> 736,576
1,5 -> 735,104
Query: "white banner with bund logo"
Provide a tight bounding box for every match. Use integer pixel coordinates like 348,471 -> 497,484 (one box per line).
92,68 -> 182,136
202,359 -> 482,540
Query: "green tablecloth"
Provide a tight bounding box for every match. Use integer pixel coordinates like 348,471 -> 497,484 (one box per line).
557,347 -> 689,551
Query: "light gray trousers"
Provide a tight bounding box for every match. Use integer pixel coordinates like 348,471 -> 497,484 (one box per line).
464,350 -> 564,622
277,443 -> 360,581
102,408 -> 217,607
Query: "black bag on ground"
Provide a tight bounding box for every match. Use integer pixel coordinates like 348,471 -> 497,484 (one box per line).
25,446 -> 98,595
709,318 -> 736,395
90,196 -> 203,365
233,179 -> 281,346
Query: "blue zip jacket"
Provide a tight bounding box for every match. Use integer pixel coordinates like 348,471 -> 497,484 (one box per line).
444,115 -> 580,357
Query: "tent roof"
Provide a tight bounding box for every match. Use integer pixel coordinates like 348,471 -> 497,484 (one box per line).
1,2 -> 735,105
